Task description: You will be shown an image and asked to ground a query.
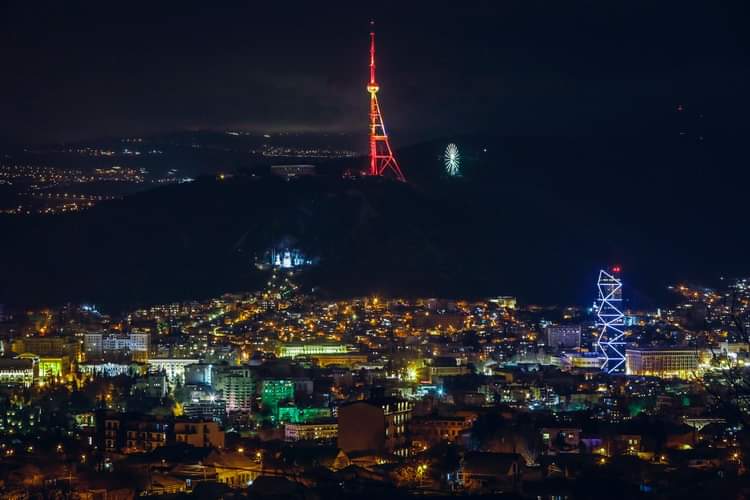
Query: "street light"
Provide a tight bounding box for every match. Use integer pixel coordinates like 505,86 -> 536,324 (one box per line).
416,463 -> 428,487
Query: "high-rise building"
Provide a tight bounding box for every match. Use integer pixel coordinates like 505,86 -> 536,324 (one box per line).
109,333 -> 149,357
595,268 -> 626,373
84,332 -> 150,361
183,398 -> 227,422
83,333 -> 104,358
132,373 -> 168,398
147,358 -> 198,385
338,398 -> 413,456
83,333 -> 151,361
185,362 -> 215,386
261,379 -> 295,419
546,325 -> 582,349
214,366 -> 254,413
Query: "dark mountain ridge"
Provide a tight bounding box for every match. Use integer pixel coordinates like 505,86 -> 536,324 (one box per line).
0,134 -> 746,312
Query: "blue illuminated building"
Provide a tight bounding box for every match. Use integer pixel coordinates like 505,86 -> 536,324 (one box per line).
595,267 -> 626,373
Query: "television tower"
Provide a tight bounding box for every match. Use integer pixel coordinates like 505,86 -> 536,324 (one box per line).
367,22 -> 405,181
595,267 -> 626,373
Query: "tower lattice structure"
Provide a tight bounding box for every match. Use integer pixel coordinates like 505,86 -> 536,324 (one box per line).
367,25 -> 405,181
595,267 -> 626,373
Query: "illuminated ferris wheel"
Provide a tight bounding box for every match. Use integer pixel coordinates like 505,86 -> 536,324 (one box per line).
444,143 -> 460,176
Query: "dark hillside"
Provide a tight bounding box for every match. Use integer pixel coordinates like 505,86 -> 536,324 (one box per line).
0,134 -> 747,311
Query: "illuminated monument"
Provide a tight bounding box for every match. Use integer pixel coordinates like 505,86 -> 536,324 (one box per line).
595,267 -> 626,373
367,22 -> 405,181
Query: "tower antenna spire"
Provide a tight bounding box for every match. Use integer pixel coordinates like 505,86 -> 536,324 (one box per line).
369,21 -> 376,85
366,21 -> 405,181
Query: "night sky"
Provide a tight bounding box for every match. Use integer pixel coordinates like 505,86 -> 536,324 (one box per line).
1,1 -> 748,144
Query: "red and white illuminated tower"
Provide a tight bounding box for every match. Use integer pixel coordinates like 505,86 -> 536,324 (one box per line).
367,23 -> 405,181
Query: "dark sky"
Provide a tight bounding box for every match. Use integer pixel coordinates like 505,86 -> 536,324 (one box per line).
0,1 -> 748,144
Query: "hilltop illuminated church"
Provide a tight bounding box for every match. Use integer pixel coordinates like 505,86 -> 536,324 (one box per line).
269,248 -> 310,269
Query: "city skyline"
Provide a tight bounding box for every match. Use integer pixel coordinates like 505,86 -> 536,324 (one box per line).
1,4 -> 749,309
0,4 -> 749,498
